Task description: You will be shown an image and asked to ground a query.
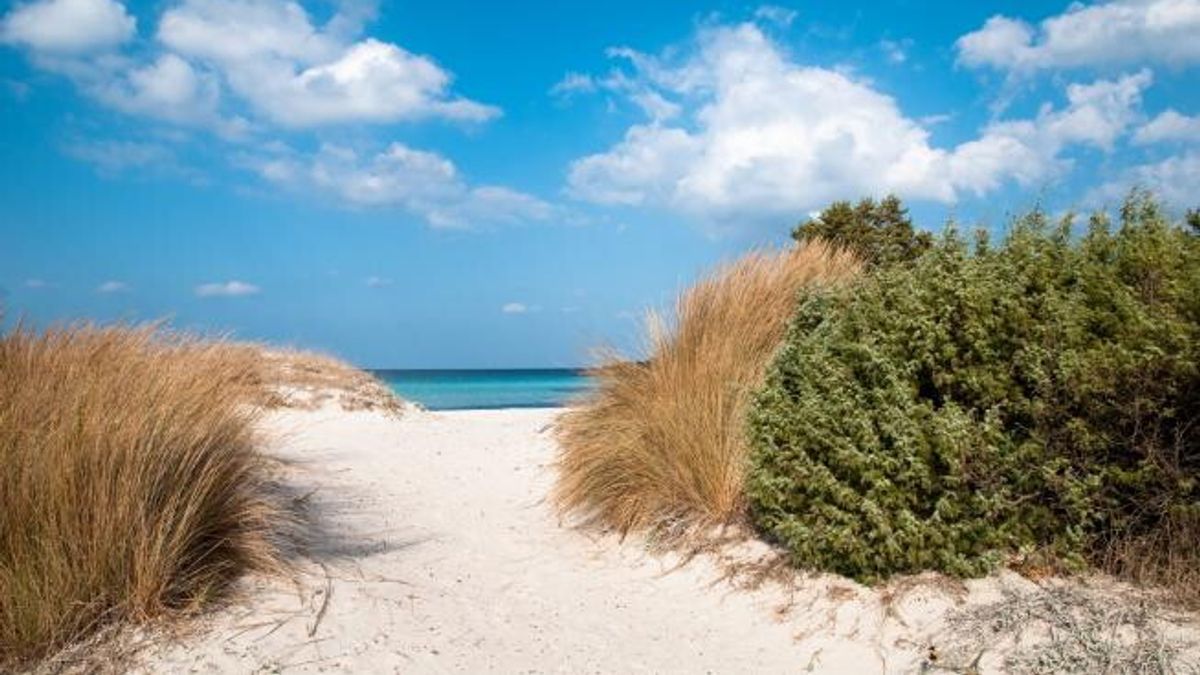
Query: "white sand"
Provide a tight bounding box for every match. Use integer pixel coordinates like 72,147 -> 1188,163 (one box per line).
138,405 -> 1200,674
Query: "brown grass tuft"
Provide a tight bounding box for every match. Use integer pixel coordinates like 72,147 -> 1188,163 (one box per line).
553,242 -> 860,537
0,324 -> 294,669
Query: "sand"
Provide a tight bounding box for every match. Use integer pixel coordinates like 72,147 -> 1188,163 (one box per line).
136,404 -> 1200,674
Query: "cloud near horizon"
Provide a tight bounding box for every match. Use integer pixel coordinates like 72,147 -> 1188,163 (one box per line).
96,280 -> 130,293
194,280 -> 260,297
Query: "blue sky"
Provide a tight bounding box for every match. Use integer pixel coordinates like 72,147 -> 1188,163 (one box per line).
2,0 -> 1198,367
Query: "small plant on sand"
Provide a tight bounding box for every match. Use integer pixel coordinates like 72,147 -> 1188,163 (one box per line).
748,192 -> 1200,592
0,324 -> 293,669
554,243 -> 860,536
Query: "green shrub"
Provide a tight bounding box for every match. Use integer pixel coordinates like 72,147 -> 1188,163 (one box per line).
792,195 -> 932,268
749,192 -> 1200,585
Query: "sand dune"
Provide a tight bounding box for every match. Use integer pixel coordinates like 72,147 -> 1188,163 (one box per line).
137,405 -> 1199,674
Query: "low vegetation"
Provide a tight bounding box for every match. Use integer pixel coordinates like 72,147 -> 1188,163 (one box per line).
748,193 -> 1200,596
0,323 -> 397,669
554,243 -> 860,536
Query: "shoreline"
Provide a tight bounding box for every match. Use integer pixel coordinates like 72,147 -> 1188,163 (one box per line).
417,404 -> 569,413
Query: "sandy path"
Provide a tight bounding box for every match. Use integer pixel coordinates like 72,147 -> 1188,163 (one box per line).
138,406 -> 1199,674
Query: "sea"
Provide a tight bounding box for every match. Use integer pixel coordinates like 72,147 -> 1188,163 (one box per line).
370,368 -> 594,411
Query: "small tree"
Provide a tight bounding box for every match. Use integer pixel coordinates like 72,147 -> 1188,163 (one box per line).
791,195 -> 932,267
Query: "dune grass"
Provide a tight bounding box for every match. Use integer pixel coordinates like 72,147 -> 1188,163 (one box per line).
0,324 -> 297,669
553,242 -> 860,537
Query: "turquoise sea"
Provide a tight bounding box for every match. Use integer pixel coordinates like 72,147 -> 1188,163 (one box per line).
371,369 -> 594,411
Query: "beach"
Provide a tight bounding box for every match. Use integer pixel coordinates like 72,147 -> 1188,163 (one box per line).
134,402 -> 1200,674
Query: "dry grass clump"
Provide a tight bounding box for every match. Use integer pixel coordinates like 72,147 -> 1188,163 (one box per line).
553,242 -> 860,536
0,324 -> 292,670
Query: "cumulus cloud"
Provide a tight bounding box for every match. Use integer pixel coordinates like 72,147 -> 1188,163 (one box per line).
1090,150 -> 1200,207
0,0 -> 135,53
3,0 -> 497,130
96,280 -> 129,293
502,302 -> 538,314
364,275 -> 392,288
566,23 -> 1153,225
244,142 -> 554,228
195,280 -> 260,297
88,53 -> 240,131
1134,109 -> 1200,144
157,0 -> 498,127
957,0 -> 1200,72
0,0 -> 549,227
157,0 -> 338,64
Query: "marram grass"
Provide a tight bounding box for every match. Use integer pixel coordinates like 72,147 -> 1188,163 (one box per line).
0,324 -> 295,668
553,242 -> 861,537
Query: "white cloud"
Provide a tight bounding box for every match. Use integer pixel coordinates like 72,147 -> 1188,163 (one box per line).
1,0 -> 543,225
5,0 -> 496,131
96,280 -> 129,293
0,0 -> 135,53
88,53 -> 239,130
364,275 -> 392,288
23,278 -> 49,289
1033,70 -> 1151,151
753,5 -> 798,28
957,0 -> 1200,72
1090,150 -> 1200,206
195,280 -> 260,297
245,142 -> 554,228
567,23 -> 1153,226
1134,109 -> 1200,144
550,71 -> 597,97
157,0 -> 498,127
157,0 -> 338,64
501,302 -> 528,314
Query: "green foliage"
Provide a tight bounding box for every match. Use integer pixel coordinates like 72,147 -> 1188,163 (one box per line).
792,195 -> 933,268
749,192 -> 1200,583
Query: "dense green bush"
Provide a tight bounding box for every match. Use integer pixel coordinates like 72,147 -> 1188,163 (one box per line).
749,193 -> 1200,584
792,195 -> 932,268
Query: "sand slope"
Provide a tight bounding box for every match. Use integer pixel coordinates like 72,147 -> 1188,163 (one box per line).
138,406 -> 1199,674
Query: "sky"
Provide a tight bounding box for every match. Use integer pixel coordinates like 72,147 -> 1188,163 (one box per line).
1,0 -> 1198,368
